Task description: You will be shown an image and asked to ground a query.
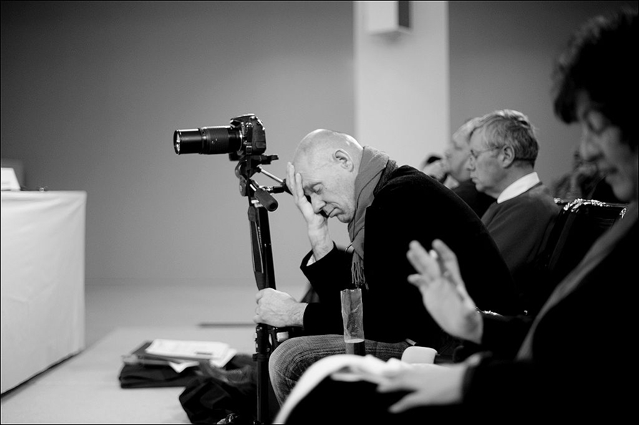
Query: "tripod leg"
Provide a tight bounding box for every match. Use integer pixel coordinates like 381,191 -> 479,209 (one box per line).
249,202 -> 282,424
254,324 -> 271,423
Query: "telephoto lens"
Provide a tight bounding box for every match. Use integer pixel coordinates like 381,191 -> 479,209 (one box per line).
173,126 -> 241,155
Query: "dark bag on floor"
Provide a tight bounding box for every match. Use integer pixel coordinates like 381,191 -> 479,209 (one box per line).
119,363 -> 199,388
179,354 -> 259,424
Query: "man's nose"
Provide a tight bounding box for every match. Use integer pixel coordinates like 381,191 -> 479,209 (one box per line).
466,157 -> 474,171
579,131 -> 600,163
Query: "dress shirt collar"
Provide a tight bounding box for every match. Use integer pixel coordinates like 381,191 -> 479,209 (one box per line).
497,172 -> 540,204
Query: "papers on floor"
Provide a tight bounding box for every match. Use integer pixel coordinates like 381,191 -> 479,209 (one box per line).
147,339 -> 237,371
123,339 -> 237,373
146,339 -> 229,360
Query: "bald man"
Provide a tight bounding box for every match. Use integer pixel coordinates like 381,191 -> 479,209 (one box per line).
254,129 -> 520,405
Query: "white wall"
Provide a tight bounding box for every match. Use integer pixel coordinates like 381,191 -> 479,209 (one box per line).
354,1 -> 634,185
449,1 -> 636,186
354,1 -> 449,169
1,1 -> 354,290
2,1 -> 634,294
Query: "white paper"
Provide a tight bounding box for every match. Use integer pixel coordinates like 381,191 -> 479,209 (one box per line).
210,348 -> 237,368
168,360 -> 200,373
145,339 -> 230,360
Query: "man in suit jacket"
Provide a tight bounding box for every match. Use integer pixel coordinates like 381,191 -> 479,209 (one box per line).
467,110 -> 560,315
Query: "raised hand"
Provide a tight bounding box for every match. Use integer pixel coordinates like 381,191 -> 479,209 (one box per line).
286,162 -> 327,228
406,239 -> 482,344
286,162 -> 333,260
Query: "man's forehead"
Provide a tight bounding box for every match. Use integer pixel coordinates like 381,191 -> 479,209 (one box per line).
468,128 -> 486,147
451,134 -> 469,149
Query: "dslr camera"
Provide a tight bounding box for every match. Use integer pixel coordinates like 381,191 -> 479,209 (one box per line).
173,114 -> 266,161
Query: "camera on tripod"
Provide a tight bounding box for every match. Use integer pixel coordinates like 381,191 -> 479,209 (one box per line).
173,113 -> 289,208
173,113 -> 290,423
173,114 -> 266,161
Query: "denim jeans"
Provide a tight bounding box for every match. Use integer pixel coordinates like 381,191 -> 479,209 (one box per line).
268,334 -> 410,406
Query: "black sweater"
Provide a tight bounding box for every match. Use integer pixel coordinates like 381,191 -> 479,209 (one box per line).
300,166 -> 520,351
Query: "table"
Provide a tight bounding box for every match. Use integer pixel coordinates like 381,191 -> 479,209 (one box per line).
1,190 -> 87,393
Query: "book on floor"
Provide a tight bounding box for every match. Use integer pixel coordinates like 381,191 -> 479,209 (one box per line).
122,339 -> 237,372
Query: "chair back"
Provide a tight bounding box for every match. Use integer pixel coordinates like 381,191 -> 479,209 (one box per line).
533,198 -> 627,309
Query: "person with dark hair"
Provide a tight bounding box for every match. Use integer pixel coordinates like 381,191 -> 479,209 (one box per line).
275,8 -> 638,424
420,153 -> 448,184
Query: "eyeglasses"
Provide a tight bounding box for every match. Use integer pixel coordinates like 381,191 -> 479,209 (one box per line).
469,146 -> 501,161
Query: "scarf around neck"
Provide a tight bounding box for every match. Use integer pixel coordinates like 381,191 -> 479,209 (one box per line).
347,146 -> 391,289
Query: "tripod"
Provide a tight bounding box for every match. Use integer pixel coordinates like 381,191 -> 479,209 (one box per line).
235,154 -> 291,424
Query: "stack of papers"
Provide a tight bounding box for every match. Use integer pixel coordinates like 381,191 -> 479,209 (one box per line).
123,339 -> 238,373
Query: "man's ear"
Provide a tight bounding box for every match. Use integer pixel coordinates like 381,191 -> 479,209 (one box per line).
500,145 -> 516,168
334,149 -> 354,171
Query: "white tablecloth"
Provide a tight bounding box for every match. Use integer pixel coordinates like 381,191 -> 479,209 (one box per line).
1,191 -> 86,393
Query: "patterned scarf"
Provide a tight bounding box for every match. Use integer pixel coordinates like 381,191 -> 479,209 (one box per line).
347,146 -> 391,289
517,201 -> 638,359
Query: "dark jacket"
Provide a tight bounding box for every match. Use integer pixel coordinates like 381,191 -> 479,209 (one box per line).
463,208 -> 638,422
300,165 -> 521,352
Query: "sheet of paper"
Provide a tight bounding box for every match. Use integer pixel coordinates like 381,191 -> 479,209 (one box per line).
146,339 -> 230,360
210,348 -> 237,368
168,360 -> 200,373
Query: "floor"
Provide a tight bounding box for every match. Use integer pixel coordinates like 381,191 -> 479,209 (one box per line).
83,283 -> 307,348
0,282 -> 307,423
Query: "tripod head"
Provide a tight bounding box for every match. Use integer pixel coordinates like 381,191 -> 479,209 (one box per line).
235,154 -> 291,212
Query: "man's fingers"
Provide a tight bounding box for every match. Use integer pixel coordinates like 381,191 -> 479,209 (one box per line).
293,172 -> 307,202
285,163 -> 296,193
287,163 -> 305,204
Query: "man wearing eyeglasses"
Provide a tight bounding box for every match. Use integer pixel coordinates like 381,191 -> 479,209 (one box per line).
467,109 -> 559,315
